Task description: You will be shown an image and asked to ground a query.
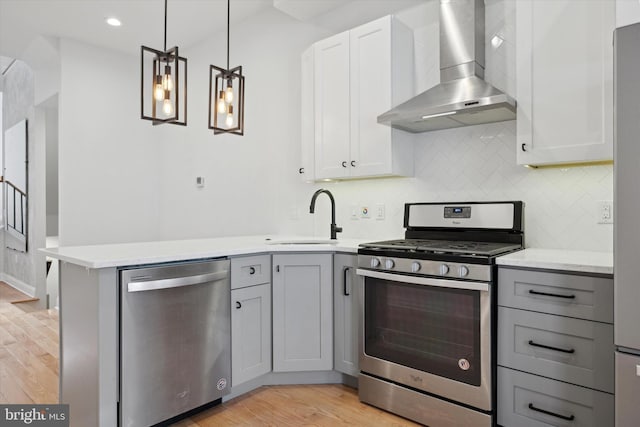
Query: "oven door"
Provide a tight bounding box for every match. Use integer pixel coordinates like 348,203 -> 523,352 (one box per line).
356,268 -> 492,412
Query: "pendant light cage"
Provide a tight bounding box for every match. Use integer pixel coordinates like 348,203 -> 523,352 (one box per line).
208,0 -> 245,135
141,46 -> 187,125
140,0 -> 187,126
208,65 -> 245,135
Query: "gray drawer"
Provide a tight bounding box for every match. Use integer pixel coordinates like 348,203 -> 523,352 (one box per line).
498,367 -> 614,427
498,307 -> 614,393
231,255 -> 271,289
498,267 -> 613,323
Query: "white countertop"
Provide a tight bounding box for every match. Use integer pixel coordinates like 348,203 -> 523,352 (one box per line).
497,248 -> 613,275
39,235 -> 369,269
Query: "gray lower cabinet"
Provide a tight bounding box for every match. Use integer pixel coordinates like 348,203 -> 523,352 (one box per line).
272,253 -> 333,372
333,253 -> 361,377
230,255 -> 272,387
231,283 -> 272,387
497,267 -> 614,427
498,367 -> 614,427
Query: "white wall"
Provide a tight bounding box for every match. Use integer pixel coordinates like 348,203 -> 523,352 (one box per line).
156,8 -> 333,240
58,38 -> 164,246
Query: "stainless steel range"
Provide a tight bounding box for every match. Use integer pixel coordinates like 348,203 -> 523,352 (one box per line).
356,201 -> 523,427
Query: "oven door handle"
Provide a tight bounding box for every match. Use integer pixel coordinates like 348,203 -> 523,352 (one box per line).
356,269 -> 489,292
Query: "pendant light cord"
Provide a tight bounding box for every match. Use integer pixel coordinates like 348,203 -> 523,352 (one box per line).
163,0 -> 168,52
226,0 -> 230,70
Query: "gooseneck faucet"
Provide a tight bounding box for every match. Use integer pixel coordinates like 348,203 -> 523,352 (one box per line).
309,189 -> 343,240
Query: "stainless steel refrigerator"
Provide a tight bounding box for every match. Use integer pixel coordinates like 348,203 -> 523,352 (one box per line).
614,22 -> 640,427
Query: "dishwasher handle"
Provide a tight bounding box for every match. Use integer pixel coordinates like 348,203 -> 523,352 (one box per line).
127,270 -> 229,293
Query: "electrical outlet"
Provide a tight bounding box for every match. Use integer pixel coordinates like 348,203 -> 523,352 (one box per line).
597,200 -> 614,224
360,206 -> 371,219
375,204 -> 385,220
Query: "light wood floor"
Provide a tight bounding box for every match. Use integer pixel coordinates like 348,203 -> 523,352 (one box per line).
0,281 -> 419,426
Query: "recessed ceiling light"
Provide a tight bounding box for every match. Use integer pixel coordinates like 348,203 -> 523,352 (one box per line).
106,17 -> 122,27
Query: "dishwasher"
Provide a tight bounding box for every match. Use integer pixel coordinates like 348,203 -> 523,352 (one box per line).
119,258 -> 231,427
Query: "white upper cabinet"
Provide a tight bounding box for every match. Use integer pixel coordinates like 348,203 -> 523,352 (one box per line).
305,15 -> 414,180
299,46 -> 316,182
516,0 -> 614,166
314,31 -> 352,179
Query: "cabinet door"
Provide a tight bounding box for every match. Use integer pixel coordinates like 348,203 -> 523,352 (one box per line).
314,32 -> 350,179
231,283 -> 271,387
349,16 -> 392,177
300,46 -> 315,182
333,254 -> 361,377
517,0 -> 614,166
272,254 -> 333,372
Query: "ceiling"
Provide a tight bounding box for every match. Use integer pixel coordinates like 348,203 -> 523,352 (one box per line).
0,0 -> 273,59
0,0 -> 425,62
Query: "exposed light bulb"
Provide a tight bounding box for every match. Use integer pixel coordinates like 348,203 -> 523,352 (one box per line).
162,73 -> 173,91
225,85 -> 234,103
154,75 -> 164,101
226,104 -> 234,127
217,91 -> 226,114
162,65 -> 173,91
163,99 -> 173,116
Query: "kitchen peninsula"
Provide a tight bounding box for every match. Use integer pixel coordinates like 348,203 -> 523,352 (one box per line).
41,235 -> 367,427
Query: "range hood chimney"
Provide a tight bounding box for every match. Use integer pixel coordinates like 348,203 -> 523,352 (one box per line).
378,0 -> 516,133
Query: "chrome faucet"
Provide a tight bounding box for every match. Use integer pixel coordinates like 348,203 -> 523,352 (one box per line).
309,189 -> 343,240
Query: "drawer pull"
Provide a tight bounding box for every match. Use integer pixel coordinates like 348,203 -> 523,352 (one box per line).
249,266 -> 256,275
528,340 -> 575,354
528,289 -> 576,299
528,403 -> 575,421
236,301 -> 242,309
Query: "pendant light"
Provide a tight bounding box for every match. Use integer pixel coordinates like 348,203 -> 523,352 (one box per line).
141,0 -> 187,126
208,0 -> 245,135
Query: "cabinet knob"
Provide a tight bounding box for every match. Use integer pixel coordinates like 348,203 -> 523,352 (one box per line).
236,301 -> 242,309
299,167 -> 305,174
342,161 -> 347,168
351,160 -> 356,167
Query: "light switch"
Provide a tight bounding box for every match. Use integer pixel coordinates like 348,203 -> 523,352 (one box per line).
636,365 -> 640,377
375,204 -> 385,220
196,176 -> 205,188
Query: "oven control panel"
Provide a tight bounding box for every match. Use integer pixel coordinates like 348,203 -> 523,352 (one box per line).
444,206 -> 472,219
358,255 -> 491,282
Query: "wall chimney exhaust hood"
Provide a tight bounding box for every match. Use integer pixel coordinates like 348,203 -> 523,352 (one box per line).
378,0 -> 516,133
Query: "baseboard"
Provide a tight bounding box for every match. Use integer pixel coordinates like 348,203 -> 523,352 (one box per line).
224,370 -> 356,402
1,273 -> 36,298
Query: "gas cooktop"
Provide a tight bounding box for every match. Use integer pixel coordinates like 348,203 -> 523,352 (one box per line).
360,239 -> 522,257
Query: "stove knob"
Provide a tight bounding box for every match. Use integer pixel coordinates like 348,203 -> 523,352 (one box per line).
459,265 -> 470,277
370,258 -> 381,268
385,259 -> 395,269
411,262 -> 421,273
439,264 -> 450,275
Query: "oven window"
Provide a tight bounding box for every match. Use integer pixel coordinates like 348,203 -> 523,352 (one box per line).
364,278 -> 481,386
